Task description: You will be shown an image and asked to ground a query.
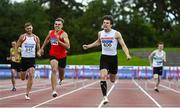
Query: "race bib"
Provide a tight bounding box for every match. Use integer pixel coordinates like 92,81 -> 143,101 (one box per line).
11,56 -> 15,62
24,44 -> 35,53
50,37 -> 58,45
102,40 -> 112,48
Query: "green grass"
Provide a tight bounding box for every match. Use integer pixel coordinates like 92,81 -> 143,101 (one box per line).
36,48 -> 180,66
66,51 -> 148,66
131,47 -> 180,52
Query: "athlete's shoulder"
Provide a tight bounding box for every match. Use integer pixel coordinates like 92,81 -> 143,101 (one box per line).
32,34 -> 40,43
61,31 -> 68,39
19,33 -> 27,41
49,30 -> 54,33
152,49 -> 158,53
19,33 -> 26,38
10,48 -> 13,51
33,34 -> 39,38
63,31 -> 68,35
98,31 -> 102,38
115,30 -> 122,39
98,30 -> 103,35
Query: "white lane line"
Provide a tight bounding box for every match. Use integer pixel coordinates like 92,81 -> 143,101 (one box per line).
0,81 -> 51,91
0,80 -> 84,100
160,84 -> 180,94
98,81 -> 117,108
133,80 -> 162,108
149,80 -> 180,94
32,81 -> 98,108
0,79 -> 49,88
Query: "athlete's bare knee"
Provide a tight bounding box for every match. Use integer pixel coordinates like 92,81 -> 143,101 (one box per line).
29,72 -> 34,80
100,74 -> 107,80
52,68 -> 58,73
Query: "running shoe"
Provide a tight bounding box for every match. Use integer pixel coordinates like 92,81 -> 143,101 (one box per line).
52,91 -> 58,97
58,79 -> 62,85
154,88 -> 159,92
25,94 -> 30,100
11,87 -> 16,91
103,96 -> 109,105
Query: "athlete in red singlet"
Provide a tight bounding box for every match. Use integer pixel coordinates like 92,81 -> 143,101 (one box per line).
39,17 -> 70,97
49,29 -> 67,59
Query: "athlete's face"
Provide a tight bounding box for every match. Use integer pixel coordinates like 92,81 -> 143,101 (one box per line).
158,44 -> 164,50
102,20 -> 112,32
11,42 -> 16,47
54,21 -> 63,31
25,25 -> 33,34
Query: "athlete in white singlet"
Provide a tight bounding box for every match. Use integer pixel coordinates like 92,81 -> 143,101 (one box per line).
15,22 -> 41,100
149,42 -> 166,92
83,15 -> 131,104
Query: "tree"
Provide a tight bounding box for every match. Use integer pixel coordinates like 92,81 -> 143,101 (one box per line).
0,0 -> 49,63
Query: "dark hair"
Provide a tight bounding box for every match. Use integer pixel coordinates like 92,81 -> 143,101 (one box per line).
158,42 -> 164,45
55,17 -> 64,23
24,22 -> 32,28
103,15 -> 113,25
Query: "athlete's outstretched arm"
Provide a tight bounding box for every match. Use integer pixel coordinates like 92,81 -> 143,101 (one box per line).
148,51 -> 155,65
116,32 -> 131,60
16,35 -> 24,49
82,32 -> 101,50
14,35 -> 24,58
57,32 -> 70,49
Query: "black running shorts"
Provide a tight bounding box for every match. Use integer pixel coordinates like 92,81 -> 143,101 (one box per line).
100,54 -> 118,74
11,62 -> 21,72
153,67 -> 163,76
50,56 -> 66,68
21,57 -> 35,72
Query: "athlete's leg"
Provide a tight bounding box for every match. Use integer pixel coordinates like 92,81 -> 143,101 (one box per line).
50,59 -> 58,97
100,69 -> 109,104
20,71 -> 25,80
153,73 -> 160,92
26,67 -> 35,96
109,73 -> 116,83
58,67 -> 65,84
58,57 -> 66,85
11,69 -> 17,91
156,75 -> 161,88
100,69 -> 108,97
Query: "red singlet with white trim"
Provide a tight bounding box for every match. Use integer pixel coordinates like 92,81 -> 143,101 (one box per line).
49,30 -> 67,59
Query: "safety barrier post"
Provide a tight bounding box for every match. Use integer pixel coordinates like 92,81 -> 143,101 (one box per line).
145,66 -> 148,80
73,65 -> 78,88
176,67 -> 180,90
82,65 -> 85,87
138,66 -> 140,80
145,66 -> 148,90
168,66 -> 172,88
132,66 -> 134,80
44,65 -> 46,79
92,66 -> 94,80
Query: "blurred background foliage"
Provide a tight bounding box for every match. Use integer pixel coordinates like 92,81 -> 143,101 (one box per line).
0,0 -> 179,63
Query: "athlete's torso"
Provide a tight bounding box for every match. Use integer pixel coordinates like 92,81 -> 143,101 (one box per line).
10,47 -> 21,62
100,29 -> 118,56
49,30 -> 67,59
152,49 -> 166,67
21,34 -> 37,58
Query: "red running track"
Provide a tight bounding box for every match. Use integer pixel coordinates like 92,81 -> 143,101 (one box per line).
0,78 -> 180,108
